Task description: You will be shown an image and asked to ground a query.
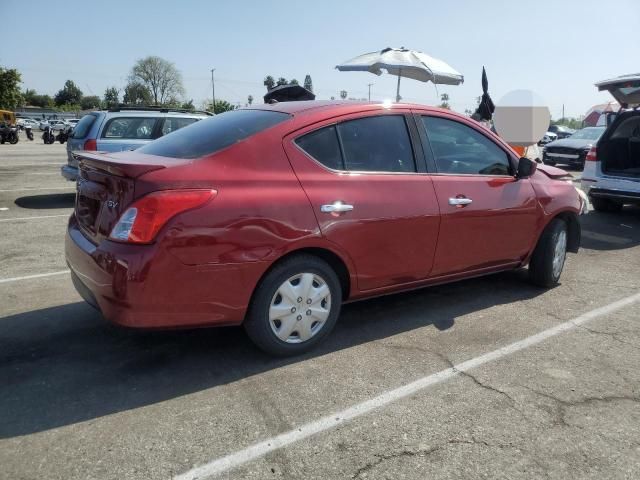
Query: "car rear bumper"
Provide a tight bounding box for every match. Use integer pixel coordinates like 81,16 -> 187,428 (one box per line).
61,165 -> 78,181
588,187 -> 640,204
65,215 -> 266,329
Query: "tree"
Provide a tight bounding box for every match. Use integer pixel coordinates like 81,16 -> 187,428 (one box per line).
247,95 -> 254,105
439,93 -> 450,110
54,80 -> 83,106
340,90 -> 347,100
103,87 -> 119,108
26,93 -> 53,108
207,99 -> 236,114
304,75 -> 313,93
276,77 -> 288,87
129,56 -> 185,105
123,82 -> 152,105
0,67 -> 23,110
289,79 -> 299,85
264,75 -> 275,91
81,96 -> 101,110
181,99 -> 195,111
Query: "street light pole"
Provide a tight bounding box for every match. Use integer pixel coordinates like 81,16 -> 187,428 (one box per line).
211,68 -> 216,112
367,83 -> 373,101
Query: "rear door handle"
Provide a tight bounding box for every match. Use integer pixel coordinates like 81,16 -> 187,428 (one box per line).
448,197 -> 473,206
320,201 -> 354,214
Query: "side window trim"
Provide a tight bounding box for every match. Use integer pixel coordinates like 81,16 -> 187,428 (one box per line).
419,113 -> 515,177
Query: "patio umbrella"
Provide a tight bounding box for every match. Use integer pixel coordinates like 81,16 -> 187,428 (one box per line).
336,47 -> 464,102
471,66 -> 495,122
263,84 -> 315,103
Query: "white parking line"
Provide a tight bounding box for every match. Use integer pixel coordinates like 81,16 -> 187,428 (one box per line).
0,186 -> 74,192
174,291 -> 640,480
0,214 -> 70,222
0,270 -> 70,284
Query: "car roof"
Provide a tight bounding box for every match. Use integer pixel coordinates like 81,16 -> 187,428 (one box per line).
244,100 -> 452,117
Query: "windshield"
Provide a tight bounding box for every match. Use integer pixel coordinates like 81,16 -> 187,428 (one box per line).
569,127 -> 605,140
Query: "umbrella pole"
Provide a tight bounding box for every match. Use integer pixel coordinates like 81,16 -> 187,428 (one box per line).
396,71 -> 401,103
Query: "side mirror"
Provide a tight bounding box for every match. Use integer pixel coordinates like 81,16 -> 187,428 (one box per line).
516,157 -> 537,179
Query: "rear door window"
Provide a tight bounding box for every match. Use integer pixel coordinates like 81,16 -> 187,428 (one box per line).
422,116 -> 511,176
71,114 -> 98,139
101,117 -> 158,139
295,125 -> 343,170
295,115 -> 416,173
161,117 -> 200,136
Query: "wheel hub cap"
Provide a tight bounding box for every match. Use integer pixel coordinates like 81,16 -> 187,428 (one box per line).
552,229 -> 567,278
269,273 -> 331,344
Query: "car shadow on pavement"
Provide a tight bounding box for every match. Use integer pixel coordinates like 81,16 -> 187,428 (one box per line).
0,269 -> 544,439
14,193 -> 75,209
580,206 -> 640,251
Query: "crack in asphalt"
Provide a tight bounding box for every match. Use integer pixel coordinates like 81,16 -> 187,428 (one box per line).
350,437 -> 520,479
574,323 -> 640,349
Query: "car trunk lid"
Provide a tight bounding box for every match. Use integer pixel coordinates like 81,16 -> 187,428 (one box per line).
596,74 -> 640,107
74,151 -> 175,244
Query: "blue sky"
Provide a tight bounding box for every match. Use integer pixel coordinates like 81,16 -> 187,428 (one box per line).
4,0 -> 639,118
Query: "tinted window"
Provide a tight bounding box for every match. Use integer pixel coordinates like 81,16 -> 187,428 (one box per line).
338,116 -> 415,172
295,125 -> 343,170
71,114 -> 98,139
161,117 -> 199,135
422,116 -> 511,175
139,109 -> 291,159
102,117 -> 156,139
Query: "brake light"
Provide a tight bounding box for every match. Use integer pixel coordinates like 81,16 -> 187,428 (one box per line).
586,146 -> 597,162
83,139 -> 97,151
109,190 -> 217,244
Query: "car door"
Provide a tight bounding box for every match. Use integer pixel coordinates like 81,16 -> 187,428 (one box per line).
417,113 -> 539,276
284,111 -> 440,292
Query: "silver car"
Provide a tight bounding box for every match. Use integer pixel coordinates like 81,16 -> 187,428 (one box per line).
61,107 -> 211,181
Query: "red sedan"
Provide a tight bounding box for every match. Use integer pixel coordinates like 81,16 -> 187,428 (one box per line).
65,101 -> 583,356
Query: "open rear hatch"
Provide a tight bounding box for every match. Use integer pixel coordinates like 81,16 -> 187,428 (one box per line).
74,151 -> 170,244
596,74 -> 640,108
595,74 -> 640,178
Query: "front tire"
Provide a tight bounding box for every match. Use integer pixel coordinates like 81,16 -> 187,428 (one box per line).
244,254 -> 342,356
529,219 -> 568,287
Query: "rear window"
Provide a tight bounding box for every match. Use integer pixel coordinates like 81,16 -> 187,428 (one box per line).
101,117 -> 157,139
72,114 -> 98,139
138,109 -> 291,159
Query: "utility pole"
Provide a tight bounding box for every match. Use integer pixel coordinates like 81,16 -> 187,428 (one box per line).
211,68 -> 216,112
367,83 -> 373,101
562,103 -> 565,120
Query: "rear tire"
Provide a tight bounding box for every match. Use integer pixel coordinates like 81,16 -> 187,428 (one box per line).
529,219 -> 568,288
591,197 -> 623,212
244,254 -> 342,356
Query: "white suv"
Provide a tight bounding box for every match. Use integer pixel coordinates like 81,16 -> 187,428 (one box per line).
582,73 -> 640,211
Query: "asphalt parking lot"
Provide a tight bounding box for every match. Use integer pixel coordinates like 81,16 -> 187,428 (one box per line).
1,137 -> 639,480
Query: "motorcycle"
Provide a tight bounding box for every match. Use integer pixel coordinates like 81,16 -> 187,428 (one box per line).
25,125 -> 34,141
56,125 -> 72,144
42,125 -> 56,144
0,123 -> 19,144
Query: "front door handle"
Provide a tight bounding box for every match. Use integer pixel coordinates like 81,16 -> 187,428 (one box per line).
448,197 -> 473,206
320,201 -> 354,214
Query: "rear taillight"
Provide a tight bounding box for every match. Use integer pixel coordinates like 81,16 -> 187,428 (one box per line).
109,189 -> 217,244
83,139 -> 97,151
586,146 -> 597,162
